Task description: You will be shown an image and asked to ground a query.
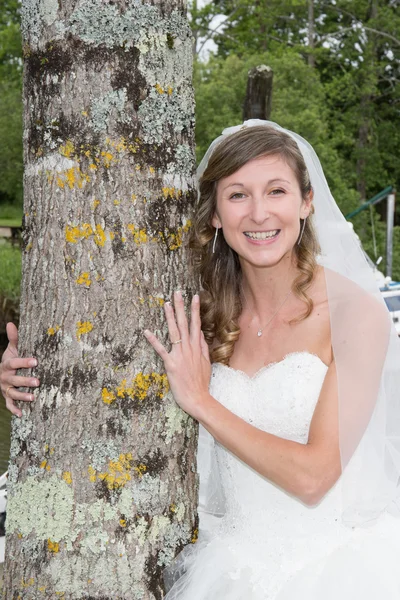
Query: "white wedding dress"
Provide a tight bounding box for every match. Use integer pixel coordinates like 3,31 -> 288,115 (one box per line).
164,351 -> 400,599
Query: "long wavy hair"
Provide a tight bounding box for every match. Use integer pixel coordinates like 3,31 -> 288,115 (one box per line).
189,125 -> 321,365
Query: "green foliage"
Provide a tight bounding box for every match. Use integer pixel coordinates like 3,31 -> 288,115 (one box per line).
192,0 -> 400,279
0,0 -> 23,207
0,244 -> 21,302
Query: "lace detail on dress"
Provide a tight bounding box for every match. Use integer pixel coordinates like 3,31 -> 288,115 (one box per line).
164,351 -> 400,600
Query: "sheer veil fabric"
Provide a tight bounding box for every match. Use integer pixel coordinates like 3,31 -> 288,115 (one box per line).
196,120 -> 400,528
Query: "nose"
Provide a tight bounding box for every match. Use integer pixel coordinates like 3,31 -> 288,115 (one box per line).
248,196 -> 270,224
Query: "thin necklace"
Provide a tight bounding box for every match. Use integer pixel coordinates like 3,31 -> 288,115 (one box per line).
241,287 -> 292,337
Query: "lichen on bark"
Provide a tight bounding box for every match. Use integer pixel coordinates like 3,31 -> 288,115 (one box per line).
4,1 -> 198,598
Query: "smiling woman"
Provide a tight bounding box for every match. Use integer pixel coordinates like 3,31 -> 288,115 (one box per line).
142,120 -> 400,599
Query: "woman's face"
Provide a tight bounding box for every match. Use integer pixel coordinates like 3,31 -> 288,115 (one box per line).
212,154 -> 312,269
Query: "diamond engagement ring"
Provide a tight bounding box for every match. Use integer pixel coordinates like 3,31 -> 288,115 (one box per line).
171,339 -> 182,345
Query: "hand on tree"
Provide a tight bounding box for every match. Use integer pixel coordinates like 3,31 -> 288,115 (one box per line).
144,291 -> 212,420
0,322 -> 39,417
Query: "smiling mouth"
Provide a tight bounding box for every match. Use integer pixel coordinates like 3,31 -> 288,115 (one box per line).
244,230 -> 280,240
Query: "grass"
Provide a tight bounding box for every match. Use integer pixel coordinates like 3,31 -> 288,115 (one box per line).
0,245 -> 21,302
0,202 -> 22,223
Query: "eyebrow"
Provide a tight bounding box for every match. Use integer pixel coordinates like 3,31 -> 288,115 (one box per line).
222,178 -> 291,191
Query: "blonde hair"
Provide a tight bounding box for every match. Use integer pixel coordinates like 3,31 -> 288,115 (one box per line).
189,125 -> 321,365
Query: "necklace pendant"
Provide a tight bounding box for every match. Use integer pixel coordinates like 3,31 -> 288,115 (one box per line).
257,330 -> 262,337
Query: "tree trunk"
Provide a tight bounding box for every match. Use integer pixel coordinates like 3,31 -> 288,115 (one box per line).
308,0 -> 315,68
243,65 -> 273,121
4,1 -> 198,598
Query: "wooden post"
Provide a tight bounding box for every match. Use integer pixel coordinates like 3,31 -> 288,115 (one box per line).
243,65 -> 273,121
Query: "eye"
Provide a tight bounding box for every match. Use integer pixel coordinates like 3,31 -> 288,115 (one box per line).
229,192 -> 246,199
270,188 -> 285,195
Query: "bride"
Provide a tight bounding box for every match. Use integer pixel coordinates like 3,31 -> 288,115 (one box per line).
144,121 -> 400,598
2,120 -> 400,598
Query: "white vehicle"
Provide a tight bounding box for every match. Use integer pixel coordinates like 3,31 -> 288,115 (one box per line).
381,285 -> 400,336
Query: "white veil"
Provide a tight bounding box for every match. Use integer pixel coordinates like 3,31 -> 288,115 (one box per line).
196,119 -> 400,529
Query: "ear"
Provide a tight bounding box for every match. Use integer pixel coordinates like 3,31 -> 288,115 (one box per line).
301,188 -> 314,219
211,213 -> 220,228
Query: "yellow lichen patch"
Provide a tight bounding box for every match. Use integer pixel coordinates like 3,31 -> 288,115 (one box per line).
103,372 -> 169,405
25,242 -> 32,252
56,166 -> 90,190
47,325 -> 60,336
119,519 -> 127,527
47,539 -> 59,553
102,388 -> 116,405
82,110 -> 88,117
62,471 -> 72,485
38,586 -> 46,592
167,85 -> 174,96
21,578 -> 35,588
109,231 -> 115,241
148,295 -> 165,308
155,83 -> 164,94
170,503 -> 177,513
149,166 -> 155,174
135,164 -> 141,171
191,528 -> 198,544
76,272 -> 91,287
131,194 -> 137,202
88,465 -> 97,483
89,163 -> 97,170
113,199 -> 121,205
133,463 -> 147,478
98,453 -> 133,490
59,140 -> 75,158
94,224 -> 106,247
101,151 -> 114,168
76,321 -> 93,341
92,199 -> 100,209
40,460 -> 47,469
65,223 -> 93,244
168,220 -> 192,251
127,224 -> 147,245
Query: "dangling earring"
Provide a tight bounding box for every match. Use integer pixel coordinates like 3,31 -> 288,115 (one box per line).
297,217 -> 307,246
212,226 -> 219,254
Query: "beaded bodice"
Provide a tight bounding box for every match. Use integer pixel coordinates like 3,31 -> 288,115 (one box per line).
208,353 -> 344,542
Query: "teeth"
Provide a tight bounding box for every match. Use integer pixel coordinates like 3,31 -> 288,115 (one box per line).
244,230 -> 279,240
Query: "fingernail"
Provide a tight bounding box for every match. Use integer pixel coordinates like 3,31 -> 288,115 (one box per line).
31,379 -> 39,387
144,329 -> 151,336
193,294 -> 199,302
29,359 -> 38,367
175,290 -> 182,298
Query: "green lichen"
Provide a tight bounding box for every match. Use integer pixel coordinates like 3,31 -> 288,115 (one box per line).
80,438 -> 121,471
91,89 -> 130,133
167,144 -> 196,177
7,475 -> 74,541
138,88 -> 192,145
163,399 -> 189,444
68,2 -> 190,49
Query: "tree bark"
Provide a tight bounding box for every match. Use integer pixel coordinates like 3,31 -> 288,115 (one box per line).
243,65 -> 273,121
4,1 -> 198,598
308,0 -> 315,68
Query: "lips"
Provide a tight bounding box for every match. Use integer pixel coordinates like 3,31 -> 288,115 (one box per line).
244,229 -> 280,240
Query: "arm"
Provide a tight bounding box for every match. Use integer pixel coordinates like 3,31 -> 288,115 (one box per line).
144,291 -> 341,506
0,322 -> 39,417
196,359 -> 341,506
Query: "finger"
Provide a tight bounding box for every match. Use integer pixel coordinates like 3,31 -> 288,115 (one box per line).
190,294 -> 201,348
5,397 -> 23,418
164,302 -> 181,344
173,291 -> 189,344
6,322 -> 19,353
144,330 -> 169,362
5,387 -> 35,403
200,330 -> 210,361
6,375 -> 40,389
4,357 -> 37,372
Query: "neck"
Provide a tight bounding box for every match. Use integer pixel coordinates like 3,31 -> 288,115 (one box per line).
240,254 -> 298,324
